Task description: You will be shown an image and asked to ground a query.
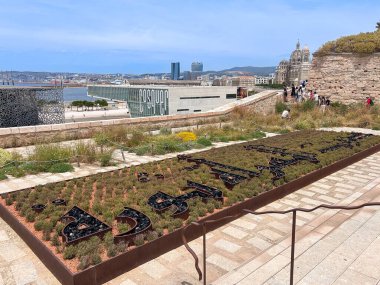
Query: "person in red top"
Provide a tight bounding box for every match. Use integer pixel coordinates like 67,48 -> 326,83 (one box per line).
309,90 -> 314,101
366,97 -> 372,108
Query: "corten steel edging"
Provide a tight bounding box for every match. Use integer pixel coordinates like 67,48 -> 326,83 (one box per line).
1,142 -> 380,285
0,203 -> 75,285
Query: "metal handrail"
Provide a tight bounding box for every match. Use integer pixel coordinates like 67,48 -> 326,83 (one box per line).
181,202 -> 380,285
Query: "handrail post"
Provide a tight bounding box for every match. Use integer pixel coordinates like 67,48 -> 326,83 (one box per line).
121,149 -> 126,163
290,210 -> 296,285
203,223 -> 207,285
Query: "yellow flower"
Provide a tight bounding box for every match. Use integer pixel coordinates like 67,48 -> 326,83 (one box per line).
176,132 -> 197,142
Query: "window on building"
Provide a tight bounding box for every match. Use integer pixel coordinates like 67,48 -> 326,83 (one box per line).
177,109 -> 189,112
226,94 -> 237,99
194,109 -> 202,112
179,96 -> 220,100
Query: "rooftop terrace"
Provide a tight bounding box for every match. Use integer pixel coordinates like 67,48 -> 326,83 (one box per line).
0,128 -> 379,284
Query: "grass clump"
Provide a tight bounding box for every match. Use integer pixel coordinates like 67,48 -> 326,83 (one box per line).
63,245 -> 76,260
197,137 -> 212,147
133,234 -> 145,246
0,149 -> 12,167
275,101 -> 288,114
48,163 -> 74,173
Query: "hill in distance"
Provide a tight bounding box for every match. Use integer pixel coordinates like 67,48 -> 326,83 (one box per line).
221,66 -> 276,75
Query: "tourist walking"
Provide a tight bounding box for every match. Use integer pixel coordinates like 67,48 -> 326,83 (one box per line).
283,87 -> 288,102
326,97 -> 331,107
314,91 -> 319,104
320,96 -> 327,113
291,84 -> 296,100
295,86 -> 299,102
309,90 -> 314,101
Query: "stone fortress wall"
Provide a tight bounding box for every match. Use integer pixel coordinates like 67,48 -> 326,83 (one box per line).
308,53 -> 380,104
0,90 -> 281,148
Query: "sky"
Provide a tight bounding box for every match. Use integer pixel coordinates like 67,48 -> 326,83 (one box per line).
0,0 -> 379,74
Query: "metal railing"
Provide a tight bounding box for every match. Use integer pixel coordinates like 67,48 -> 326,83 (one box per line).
181,202 -> 380,285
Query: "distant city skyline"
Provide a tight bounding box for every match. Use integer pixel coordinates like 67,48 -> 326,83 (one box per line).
0,0 -> 379,73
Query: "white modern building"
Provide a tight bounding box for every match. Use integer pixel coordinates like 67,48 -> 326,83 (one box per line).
87,85 -> 238,118
255,77 -> 270,85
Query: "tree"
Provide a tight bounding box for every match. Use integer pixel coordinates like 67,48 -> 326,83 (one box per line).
71,101 -> 82,111
377,22 -> 380,30
84,101 -> 94,111
95,99 -> 108,108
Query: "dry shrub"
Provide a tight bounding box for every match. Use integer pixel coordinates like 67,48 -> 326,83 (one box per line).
355,113 -> 373,128
107,125 -> 130,142
230,106 -> 250,120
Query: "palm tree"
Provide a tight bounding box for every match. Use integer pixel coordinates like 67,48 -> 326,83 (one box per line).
377,22 -> 380,30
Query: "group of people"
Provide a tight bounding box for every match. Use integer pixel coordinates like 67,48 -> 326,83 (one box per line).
281,81 -> 332,119
283,81 -> 307,102
283,82 -> 331,106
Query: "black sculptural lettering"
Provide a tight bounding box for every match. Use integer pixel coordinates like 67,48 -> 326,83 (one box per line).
61,206 -> 111,244
319,133 -> 373,153
154,173 -> 165,180
148,180 -> 223,219
243,144 -> 320,180
52,199 -> 67,206
243,145 -> 319,163
31,198 -> 67,213
31,204 -> 46,213
114,207 -> 152,243
138,172 -> 150,182
186,157 -> 260,178
244,145 -> 289,156
210,168 -> 247,189
178,155 -> 259,188
179,144 -> 321,183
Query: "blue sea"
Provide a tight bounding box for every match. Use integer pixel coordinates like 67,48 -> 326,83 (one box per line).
63,87 -> 94,102
13,83 -> 92,102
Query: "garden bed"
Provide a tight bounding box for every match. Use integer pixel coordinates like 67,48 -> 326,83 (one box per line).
1,130 -> 380,285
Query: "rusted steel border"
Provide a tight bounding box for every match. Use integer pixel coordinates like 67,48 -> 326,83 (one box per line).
0,203 -> 75,285
0,142 -> 379,285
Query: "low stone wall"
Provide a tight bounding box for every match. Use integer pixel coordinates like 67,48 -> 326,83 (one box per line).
308,53 -> 380,104
0,90 -> 281,148
244,91 -> 282,114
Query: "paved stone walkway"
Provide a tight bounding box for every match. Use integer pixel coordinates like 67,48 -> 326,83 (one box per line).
0,129 -> 380,284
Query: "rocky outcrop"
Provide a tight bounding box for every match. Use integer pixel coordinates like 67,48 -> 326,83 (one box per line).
308,53 -> 380,104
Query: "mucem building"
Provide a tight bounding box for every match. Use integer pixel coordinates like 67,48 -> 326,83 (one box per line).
0,87 -> 64,128
88,85 -> 238,118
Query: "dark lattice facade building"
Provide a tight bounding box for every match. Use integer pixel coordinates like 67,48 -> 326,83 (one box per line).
0,87 -> 64,128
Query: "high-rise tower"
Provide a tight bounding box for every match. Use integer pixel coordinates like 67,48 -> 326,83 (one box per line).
191,62 -> 203,72
171,62 -> 180,80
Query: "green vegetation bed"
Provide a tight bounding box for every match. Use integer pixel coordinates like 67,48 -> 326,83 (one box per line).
316,30 -> 380,55
1,130 -> 379,273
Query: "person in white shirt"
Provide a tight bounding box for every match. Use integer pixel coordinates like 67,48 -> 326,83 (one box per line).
281,109 -> 290,119
314,91 -> 319,104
